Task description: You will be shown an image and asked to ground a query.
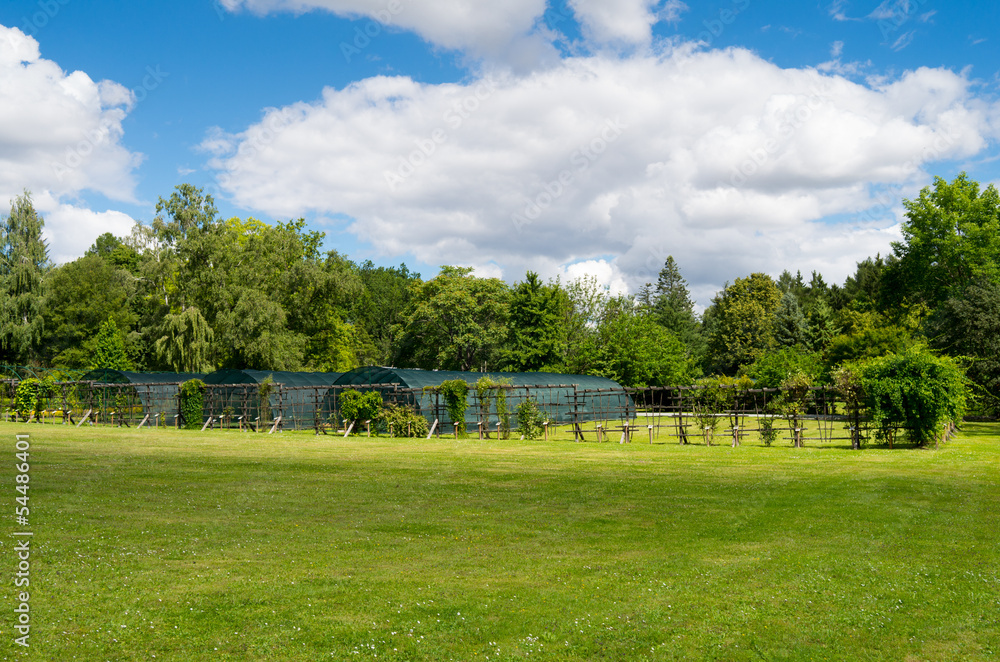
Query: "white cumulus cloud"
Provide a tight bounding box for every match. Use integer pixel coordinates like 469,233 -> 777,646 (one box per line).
219,0 -> 557,66
0,25 -> 143,263
204,44 -> 997,301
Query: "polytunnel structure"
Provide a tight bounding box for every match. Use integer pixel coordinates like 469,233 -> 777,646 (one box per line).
327,366 -> 634,429
75,369 -> 209,424
201,369 -> 343,428
80,369 -> 208,417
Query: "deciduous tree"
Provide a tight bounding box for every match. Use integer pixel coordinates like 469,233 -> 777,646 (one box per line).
395,266 -> 511,371
707,273 -> 781,374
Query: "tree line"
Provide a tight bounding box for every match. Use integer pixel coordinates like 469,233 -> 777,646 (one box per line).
4,174 -> 997,413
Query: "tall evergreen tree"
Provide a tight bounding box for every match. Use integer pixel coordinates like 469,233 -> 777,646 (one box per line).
92,316 -> 129,370
773,291 -> 808,348
652,257 -> 696,334
650,257 -> 705,364
0,191 -> 49,363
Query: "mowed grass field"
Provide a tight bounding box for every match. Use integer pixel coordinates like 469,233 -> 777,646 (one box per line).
0,421 -> 997,661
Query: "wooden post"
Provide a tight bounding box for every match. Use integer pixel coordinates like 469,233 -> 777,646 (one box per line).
623,421 -> 630,443
343,420 -> 354,437
365,420 -> 371,438
704,426 -> 712,447
543,421 -> 548,442
596,423 -> 602,442
269,416 -> 282,434
732,426 -> 739,448
478,421 -> 483,440
453,422 -> 458,438
427,419 -> 438,439
648,424 -> 653,444
495,421 -> 500,439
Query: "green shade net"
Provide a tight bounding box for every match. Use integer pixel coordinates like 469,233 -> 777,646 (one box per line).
80,370 -> 208,420
202,369 -> 343,427
328,367 -> 633,428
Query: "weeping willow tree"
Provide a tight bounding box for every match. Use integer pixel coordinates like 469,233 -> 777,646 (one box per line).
154,306 -> 214,372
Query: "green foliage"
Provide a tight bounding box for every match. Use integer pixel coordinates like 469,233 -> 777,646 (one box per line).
561,275 -> 609,373
930,280 -> 1000,413
504,271 -> 569,371
824,321 -> 915,372
338,389 -> 383,431
348,260 -> 419,366
833,364 -> 865,448
890,172 -> 1000,309
743,347 -> 822,389
396,266 -> 511,371
515,398 -> 547,439
179,379 -> 205,430
475,375 -> 511,439
41,255 -> 138,368
648,256 -> 703,359
14,377 -> 54,420
92,316 -> 130,370
592,303 -> 697,387
152,182 -> 219,244
154,306 -> 214,372
438,379 -> 470,434
773,291 -> 808,348
377,402 -> 429,437
707,273 -> 782,374
779,372 -> 813,421
857,348 -> 967,446
758,417 -> 779,447
257,375 -> 275,425
692,376 -> 730,441
1,190 -> 49,363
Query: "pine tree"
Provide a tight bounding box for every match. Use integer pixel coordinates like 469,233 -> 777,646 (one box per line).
0,191 -> 49,363
651,257 -> 703,356
773,291 -> 808,348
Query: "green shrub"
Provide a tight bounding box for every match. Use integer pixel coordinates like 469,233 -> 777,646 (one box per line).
179,379 -> 206,430
339,389 -> 383,432
516,398 -> 547,439
378,403 -> 429,438
743,347 -> 822,388
15,378 -> 54,421
759,417 -> 779,446
857,348 -> 967,446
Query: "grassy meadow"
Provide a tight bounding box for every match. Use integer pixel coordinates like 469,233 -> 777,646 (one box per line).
0,420 -> 997,660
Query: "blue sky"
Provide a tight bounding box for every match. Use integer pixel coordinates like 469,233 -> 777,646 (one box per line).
1,0 -> 998,304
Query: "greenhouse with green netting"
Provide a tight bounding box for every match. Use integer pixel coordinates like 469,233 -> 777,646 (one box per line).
78,369 -> 208,424
201,369 -> 343,429
326,366 -> 634,432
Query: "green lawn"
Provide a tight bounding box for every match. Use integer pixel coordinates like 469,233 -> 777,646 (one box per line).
1,422 -> 997,660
